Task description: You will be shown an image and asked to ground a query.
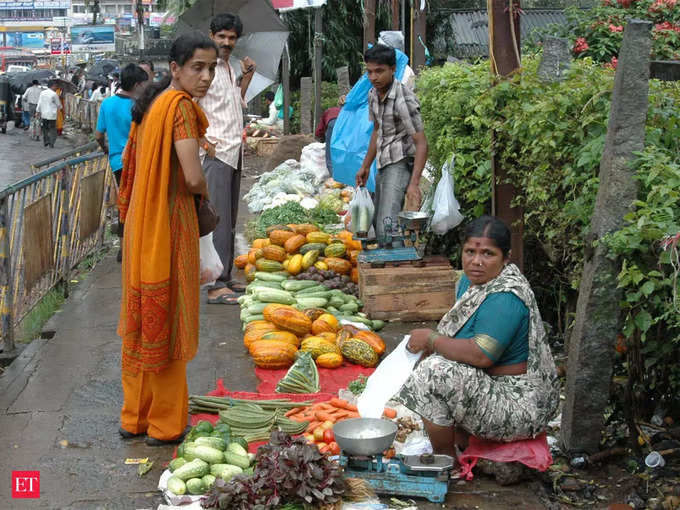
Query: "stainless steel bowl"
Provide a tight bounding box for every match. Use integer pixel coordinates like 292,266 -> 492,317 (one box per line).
398,211 -> 431,231
333,418 -> 398,456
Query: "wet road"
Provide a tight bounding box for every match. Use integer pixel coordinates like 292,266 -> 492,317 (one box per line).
0,121 -> 79,189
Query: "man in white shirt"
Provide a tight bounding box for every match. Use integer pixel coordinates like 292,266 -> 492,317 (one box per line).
36,80 -> 62,148
199,13 -> 256,304
22,80 -> 43,119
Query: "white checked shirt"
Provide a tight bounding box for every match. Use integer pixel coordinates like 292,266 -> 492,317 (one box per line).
198,58 -> 244,168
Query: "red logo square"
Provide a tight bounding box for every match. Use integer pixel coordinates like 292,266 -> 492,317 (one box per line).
12,471 -> 40,498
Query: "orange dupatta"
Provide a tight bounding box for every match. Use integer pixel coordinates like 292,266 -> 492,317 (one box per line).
118,90 -> 208,373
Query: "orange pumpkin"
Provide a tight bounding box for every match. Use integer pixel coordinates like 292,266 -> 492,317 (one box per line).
263,244 -> 287,262
252,238 -> 271,249
317,332 -> 337,344
354,330 -> 386,355
302,308 -> 327,322
269,229 -> 296,246
245,320 -> 276,332
326,257 -> 352,275
263,303 -> 295,323
312,318 -> 337,335
255,330 -> 301,349
248,248 -> 264,265
350,267 -> 359,284
244,322 -> 278,349
249,340 -> 298,369
244,263 -> 257,282
336,230 -> 354,243
234,254 -> 249,269
349,250 -> 360,266
270,307 -> 312,336
316,352 -> 343,369
345,239 -> 363,251
289,223 -> 319,236
284,234 -> 307,254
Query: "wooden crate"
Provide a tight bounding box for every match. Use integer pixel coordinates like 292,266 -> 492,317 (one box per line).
255,138 -> 279,156
358,256 -> 459,321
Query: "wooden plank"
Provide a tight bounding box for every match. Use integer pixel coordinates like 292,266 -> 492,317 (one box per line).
23,195 -> 53,291
361,280 -> 456,296
360,268 -> 455,287
367,309 -> 450,321
79,170 -> 105,240
363,289 -> 454,313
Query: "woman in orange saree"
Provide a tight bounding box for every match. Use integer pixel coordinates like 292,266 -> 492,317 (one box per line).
117,32 -> 218,446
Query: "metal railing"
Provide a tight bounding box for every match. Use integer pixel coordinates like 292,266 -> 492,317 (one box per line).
63,93 -> 101,134
0,150 -> 115,355
30,142 -> 101,175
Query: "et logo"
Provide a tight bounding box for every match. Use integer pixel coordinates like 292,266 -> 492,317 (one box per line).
12,471 -> 40,499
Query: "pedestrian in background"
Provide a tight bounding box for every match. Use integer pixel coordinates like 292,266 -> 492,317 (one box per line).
199,12 -> 256,305
95,63 -> 149,262
36,80 -> 62,148
138,59 -> 155,83
22,79 -> 43,121
117,32 -> 217,446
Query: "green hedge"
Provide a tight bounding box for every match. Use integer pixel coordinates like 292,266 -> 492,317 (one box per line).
417,57 -> 680,411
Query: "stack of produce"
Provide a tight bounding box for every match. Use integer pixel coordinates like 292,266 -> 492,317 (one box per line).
164,420 -> 256,497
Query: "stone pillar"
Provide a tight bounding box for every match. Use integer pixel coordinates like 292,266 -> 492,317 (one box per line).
300,77 -> 313,135
538,37 -> 571,82
561,20 -> 652,454
336,66 -> 350,97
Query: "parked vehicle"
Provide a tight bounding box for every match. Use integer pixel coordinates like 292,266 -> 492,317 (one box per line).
0,47 -> 37,72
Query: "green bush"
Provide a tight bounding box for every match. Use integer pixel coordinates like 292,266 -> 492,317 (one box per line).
417,57 -> 680,411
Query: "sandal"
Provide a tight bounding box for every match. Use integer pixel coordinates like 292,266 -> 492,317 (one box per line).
119,427 -> 145,439
207,293 -> 240,305
227,281 -> 247,293
145,426 -> 192,447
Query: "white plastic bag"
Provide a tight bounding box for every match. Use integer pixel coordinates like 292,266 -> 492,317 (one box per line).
349,186 -> 374,235
199,233 -> 223,287
299,142 -> 330,184
357,335 -> 422,418
431,155 -> 464,235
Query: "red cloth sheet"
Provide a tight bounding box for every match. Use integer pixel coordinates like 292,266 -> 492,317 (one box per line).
188,378 -> 341,453
457,432 -> 553,480
255,363 -> 374,394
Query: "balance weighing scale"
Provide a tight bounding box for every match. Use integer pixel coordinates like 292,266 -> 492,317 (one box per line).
333,418 -> 453,503
356,211 -> 430,266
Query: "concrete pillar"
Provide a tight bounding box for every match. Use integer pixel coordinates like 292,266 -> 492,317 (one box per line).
300,77 -> 313,135
336,66 -> 350,97
561,19 -> 653,454
538,37 -> 572,82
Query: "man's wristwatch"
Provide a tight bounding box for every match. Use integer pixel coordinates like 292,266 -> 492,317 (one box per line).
427,330 -> 439,352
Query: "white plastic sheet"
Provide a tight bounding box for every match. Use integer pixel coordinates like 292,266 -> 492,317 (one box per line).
431,155 -> 464,235
199,233 -> 223,287
357,335 -> 422,418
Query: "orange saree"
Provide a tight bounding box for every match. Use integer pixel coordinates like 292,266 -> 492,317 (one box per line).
118,90 -> 208,374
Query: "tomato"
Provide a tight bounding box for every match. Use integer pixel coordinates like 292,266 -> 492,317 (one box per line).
328,441 -> 341,455
316,442 -> 327,450
323,429 -> 335,443
321,420 -> 334,430
313,427 -> 325,442
304,434 -> 315,443
320,444 -> 331,454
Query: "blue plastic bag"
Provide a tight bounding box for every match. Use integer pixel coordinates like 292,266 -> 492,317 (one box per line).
329,49 -> 409,192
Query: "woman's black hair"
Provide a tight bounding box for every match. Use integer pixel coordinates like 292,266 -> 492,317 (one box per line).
463,215 -> 512,257
210,13 -> 243,38
264,91 -> 275,102
120,63 -> 149,92
364,44 -> 396,67
132,31 -> 217,124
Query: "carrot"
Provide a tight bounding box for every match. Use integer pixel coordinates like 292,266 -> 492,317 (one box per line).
329,398 -> 358,412
306,420 -> 321,433
315,411 -> 337,423
285,407 -> 303,417
382,407 -> 397,419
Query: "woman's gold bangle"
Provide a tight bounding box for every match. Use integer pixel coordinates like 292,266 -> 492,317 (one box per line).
428,331 -> 439,352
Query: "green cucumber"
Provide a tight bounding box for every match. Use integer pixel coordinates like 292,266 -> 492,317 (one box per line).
327,306 -> 340,314
211,463 -> 243,481
202,474 -> 216,489
296,290 -> 332,299
194,436 -> 227,451
329,296 -> 345,308
186,477 -> 205,495
281,279 -> 319,291
169,457 -> 187,472
372,319 -> 385,331
224,451 -> 251,469
184,444 -> 225,464
296,297 -> 328,309
255,288 -> 296,304
295,285 -> 327,295
247,302 -> 268,315
246,281 -> 282,293
340,302 -> 359,313
300,242 -> 327,255
172,458 -> 209,481
254,271 -> 287,282
232,436 -> 249,452
227,442 -> 248,457
167,476 -> 186,495
243,314 -> 265,324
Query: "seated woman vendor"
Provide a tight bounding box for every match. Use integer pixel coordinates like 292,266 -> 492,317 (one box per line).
395,215 -> 559,457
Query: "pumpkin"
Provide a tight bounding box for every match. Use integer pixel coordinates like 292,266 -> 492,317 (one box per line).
318,313 -> 339,329
263,303 -> 294,322
252,238 -> 271,249
257,330 -> 301,349
248,248 -> 264,265
302,308 -> 327,322
317,332 -> 337,344
255,258 -> 284,272
290,223 -> 319,236
269,307 -> 312,336
244,263 -> 257,282
326,257 -> 352,275
306,231 -> 330,244
287,254 -> 303,275
335,329 -> 353,348
302,250 -> 320,270
350,267 -> 359,284
341,338 -> 379,367
324,243 -> 347,258
245,320 -> 276,332
250,340 -> 298,369
316,352 -> 343,369
244,322 -> 278,349
311,318 -> 336,335
265,224 -> 292,235
262,245 -> 287,262
345,239 -> 363,251
314,260 -> 329,271
269,229 -> 296,246
300,336 -> 341,359
336,230 -> 354,243
354,330 -> 386,355
349,250 -> 360,266
284,234 -> 307,254
234,254 -> 249,269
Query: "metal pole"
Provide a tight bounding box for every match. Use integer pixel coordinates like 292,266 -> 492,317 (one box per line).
0,196 -> 15,355
313,7 -> 323,130
282,44 -> 290,135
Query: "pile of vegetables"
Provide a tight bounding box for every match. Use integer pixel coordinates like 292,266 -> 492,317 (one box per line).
164,420 -> 256,497
292,266 -> 359,297
239,303 -> 387,372
248,202 -> 342,240
201,430 -> 345,509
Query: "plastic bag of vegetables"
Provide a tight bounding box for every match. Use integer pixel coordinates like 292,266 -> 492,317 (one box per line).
349,187 -> 374,236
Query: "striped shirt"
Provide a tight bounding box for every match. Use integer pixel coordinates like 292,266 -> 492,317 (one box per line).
198,58 -> 244,168
368,79 -> 424,169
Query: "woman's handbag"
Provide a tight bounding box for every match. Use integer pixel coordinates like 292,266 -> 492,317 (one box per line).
195,196 -> 220,236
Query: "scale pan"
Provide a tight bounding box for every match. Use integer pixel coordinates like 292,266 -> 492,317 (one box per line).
333,418 -> 398,456
398,211 -> 430,230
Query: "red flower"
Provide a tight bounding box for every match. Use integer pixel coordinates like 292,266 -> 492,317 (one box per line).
605,57 -> 619,70
617,0 -> 633,7
609,24 -> 624,32
573,37 -> 589,54
654,21 -> 680,33
649,0 -> 677,12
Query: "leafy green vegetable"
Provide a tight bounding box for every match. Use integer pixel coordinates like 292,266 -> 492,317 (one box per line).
250,202 -> 340,240
348,374 -> 368,395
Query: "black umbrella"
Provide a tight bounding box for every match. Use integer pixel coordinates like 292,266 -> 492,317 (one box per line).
175,0 -> 289,102
85,59 -> 120,83
7,70 -> 55,95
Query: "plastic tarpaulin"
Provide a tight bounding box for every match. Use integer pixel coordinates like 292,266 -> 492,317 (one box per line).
330,49 -> 409,192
